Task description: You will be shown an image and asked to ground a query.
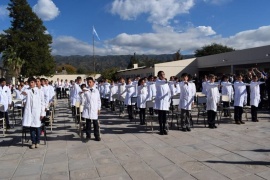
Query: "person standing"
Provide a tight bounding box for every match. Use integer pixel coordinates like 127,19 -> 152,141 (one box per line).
221,75 -> 234,117
124,78 -> 135,120
81,77 -> 101,141
146,75 -> 156,115
137,79 -> 148,125
206,74 -> 220,129
22,77 -> 45,149
0,78 -> 12,129
234,74 -> 248,125
179,73 -> 196,132
155,71 -> 171,135
109,81 -> 118,111
71,77 -> 82,118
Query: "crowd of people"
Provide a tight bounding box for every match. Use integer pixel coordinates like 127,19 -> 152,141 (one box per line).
1,67 -> 269,148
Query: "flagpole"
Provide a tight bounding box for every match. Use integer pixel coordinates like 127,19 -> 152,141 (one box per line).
93,27 -> 95,73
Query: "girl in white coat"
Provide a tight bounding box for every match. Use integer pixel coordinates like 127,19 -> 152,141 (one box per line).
206,74 -> 220,129
81,77 -> 101,141
179,73 -> 196,131
137,79 -> 148,125
221,75 -> 234,117
109,81 -> 118,111
146,75 -> 156,115
22,77 -> 45,149
155,71 -> 171,135
117,78 -> 126,114
124,78 -> 135,120
234,74 -> 248,124
250,75 -> 265,122
0,78 -> 12,129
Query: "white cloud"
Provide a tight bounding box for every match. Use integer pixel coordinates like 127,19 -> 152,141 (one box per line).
51,25 -> 270,56
0,5 -> 8,19
110,0 -> 195,25
203,0 -> 232,5
33,0 -> 60,21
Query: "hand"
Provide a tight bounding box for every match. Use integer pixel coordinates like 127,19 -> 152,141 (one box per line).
40,116 -> 44,120
21,91 -> 27,96
192,102 -> 194,108
9,104 -> 12,109
98,110 -> 100,115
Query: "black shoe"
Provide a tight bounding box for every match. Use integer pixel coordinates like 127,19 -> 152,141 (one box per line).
6,125 -> 11,129
235,121 -> 241,125
85,137 -> 90,142
213,125 -> 217,128
240,121 -> 245,124
163,130 -> 168,135
186,127 -> 191,131
182,128 -> 187,132
208,125 -> 212,128
95,137 -> 101,141
159,131 -> 164,135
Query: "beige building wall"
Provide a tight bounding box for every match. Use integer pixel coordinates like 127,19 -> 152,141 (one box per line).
116,67 -> 155,79
154,58 -> 198,78
43,74 -> 101,83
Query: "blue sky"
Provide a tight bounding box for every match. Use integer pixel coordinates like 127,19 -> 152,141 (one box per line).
0,0 -> 270,56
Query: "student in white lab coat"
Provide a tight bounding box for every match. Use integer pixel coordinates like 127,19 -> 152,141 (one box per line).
179,73 -> 196,132
109,81 -> 118,111
14,85 -> 24,101
202,75 -> 209,95
221,75 -> 234,117
155,71 -> 171,135
206,74 -> 220,129
55,78 -> 63,99
81,77 -> 101,141
71,77 -> 82,117
146,75 -> 156,115
250,75 -> 265,122
132,75 -> 140,97
22,77 -> 45,149
117,77 -> 126,113
124,78 -> 136,120
103,79 -> 110,108
0,78 -> 12,129
234,74 -> 247,125
137,79 -> 148,125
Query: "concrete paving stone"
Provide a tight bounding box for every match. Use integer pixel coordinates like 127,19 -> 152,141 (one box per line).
68,158 -> 95,171
12,174 -> 41,180
143,155 -> 173,169
256,170 -> 270,180
44,152 -> 68,164
233,174 -> 266,180
23,148 -> 46,158
93,156 -> 119,166
192,169 -> 230,180
87,143 -> 107,152
90,148 -> 115,158
201,146 -> 231,156
0,168 -> 16,179
100,173 -> 131,180
177,161 -> 211,174
115,154 -> 143,165
109,146 -> 134,156
234,150 -> 270,162
41,171 -> 69,180
69,167 -> 99,180
155,164 -> 191,180
4,146 -> 27,154
96,163 -> 126,177
42,162 -> 68,174
19,156 -> 44,166
123,161 -> 152,172
157,147 -> 196,163
0,159 -> 21,170
13,164 -> 43,177
128,170 -> 162,180
0,153 -> 22,161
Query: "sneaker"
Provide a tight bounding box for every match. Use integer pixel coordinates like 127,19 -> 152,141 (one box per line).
35,144 -> 40,148
30,144 -> 35,149
256,119 -> 259,122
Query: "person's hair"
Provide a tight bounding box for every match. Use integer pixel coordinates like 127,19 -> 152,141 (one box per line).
77,76 -> 82,80
148,75 -> 153,80
188,74 -> 193,81
18,85 -> 22,88
181,73 -> 188,78
252,75 -> 258,79
0,78 -> 6,83
36,77 -> 41,81
222,75 -> 229,80
138,78 -> 144,86
157,71 -> 164,78
40,78 -> 45,81
80,84 -> 86,89
86,77 -> 94,82
208,74 -> 215,79
27,77 -> 36,83
126,77 -> 131,82
236,73 -> 243,78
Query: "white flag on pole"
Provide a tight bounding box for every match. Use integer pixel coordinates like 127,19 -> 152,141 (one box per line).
93,26 -> 100,40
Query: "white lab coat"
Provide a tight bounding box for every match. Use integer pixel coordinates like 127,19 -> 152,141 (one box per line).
42,85 -> 50,108
250,81 -> 264,107
221,81 -> 234,101
155,79 -> 171,111
206,83 -> 220,112
109,85 -> 118,102
124,84 -> 135,105
22,87 -> 45,128
132,81 -> 138,96
202,81 -> 209,95
81,88 -> 101,120
179,81 -> 196,110
233,81 -> 247,107
103,82 -> 110,99
137,85 -> 148,108
48,85 -> 55,103
71,83 -> 82,106
117,83 -> 126,101
14,89 -> 24,100
146,82 -> 156,100
169,81 -> 177,96
0,86 -> 12,112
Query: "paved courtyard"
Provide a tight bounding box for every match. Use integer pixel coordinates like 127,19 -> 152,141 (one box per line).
0,99 -> 270,180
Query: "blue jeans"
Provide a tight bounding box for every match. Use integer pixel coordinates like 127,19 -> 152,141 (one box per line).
30,127 -> 41,144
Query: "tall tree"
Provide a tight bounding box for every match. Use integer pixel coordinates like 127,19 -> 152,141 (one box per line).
0,0 -> 55,77
174,49 -> 183,60
194,43 -> 235,57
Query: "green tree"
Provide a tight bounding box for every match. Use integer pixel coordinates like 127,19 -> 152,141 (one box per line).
174,49 -> 183,60
101,67 -> 118,81
194,43 -> 235,57
2,45 -> 24,82
0,0 -> 55,77
57,64 -> 77,74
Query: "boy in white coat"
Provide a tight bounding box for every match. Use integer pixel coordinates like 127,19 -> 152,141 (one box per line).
221,75 -> 234,117
22,77 -> 45,149
179,73 -> 196,132
234,74 -> 247,125
137,79 -> 148,125
81,77 -> 101,141
146,75 -> 156,115
206,74 -> 220,129
250,75 -> 265,122
109,81 -> 118,111
0,78 -> 12,129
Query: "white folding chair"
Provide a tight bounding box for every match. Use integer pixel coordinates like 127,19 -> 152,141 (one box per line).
78,105 -> 85,138
145,100 -> 158,133
196,95 -> 207,127
0,104 -> 5,136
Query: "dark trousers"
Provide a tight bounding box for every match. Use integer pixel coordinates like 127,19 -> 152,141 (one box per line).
268,91 -> 270,108
234,106 -> 243,122
158,110 -> 167,132
251,105 -> 258,121
181,109 -> 190,128
85,119 -> 100,138
0,111 -> 9,127
110,101 -> 115,111
149,107 -> 154,115
139,108 -> 146,124
30,127 -> 41,144
223,101 -> 229,116
56,88 -> 62,99
127,105 -> 133,119
207,110 -> 216,125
